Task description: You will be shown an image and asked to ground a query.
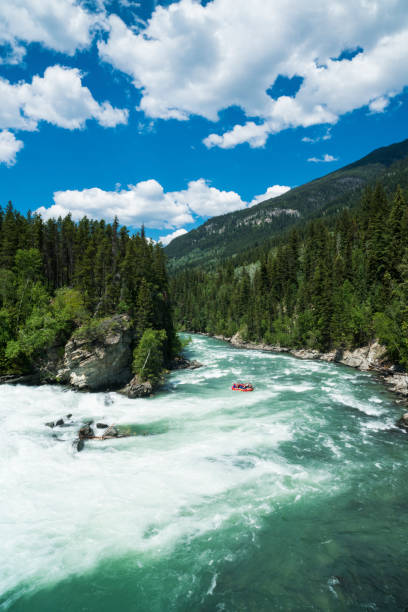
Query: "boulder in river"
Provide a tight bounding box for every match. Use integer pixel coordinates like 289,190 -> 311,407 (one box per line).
79,424 -> 94,438
396,412 -> 408,432
96,422 -> 109,429
119,374 -> 154,399
169,356 -> 203,370
72,438 -> 85,452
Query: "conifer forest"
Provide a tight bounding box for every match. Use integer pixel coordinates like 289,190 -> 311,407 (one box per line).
0,204 -> 177,375
171,184 -> 408,367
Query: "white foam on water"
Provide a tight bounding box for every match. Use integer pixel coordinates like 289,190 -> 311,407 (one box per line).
330,392 -> 386,416
0,334 -> 395,603
0,377 -> 328,599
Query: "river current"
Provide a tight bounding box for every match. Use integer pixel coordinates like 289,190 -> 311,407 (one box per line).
1,334 -> 407,611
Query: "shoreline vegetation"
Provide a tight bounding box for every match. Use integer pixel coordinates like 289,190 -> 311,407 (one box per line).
0,205 -> 184,396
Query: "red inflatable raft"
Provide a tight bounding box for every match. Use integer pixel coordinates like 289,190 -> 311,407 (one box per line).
232,382 -> 254,392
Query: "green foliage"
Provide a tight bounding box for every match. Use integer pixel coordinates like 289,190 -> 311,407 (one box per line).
133,328 -> 167,383
171,184 -> 408,368
5,288 -> 88,361
166,139 -> 408,271
0,207 -> 177,374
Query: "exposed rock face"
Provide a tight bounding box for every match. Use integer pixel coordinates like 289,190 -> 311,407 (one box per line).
338,342 -> 388,370
119,374 -> 154,399
57,315 -> 133,391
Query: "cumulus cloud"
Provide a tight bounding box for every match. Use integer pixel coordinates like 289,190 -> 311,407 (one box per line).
249,185 -> 291,206
35,178 -> 291,228
36,180 -> 193,229
0,0 -> 103,63
98,0 -> 408,148
159,228 -> 188,246
0,65 -> 128,131
308,154 -> 338,163
0,130 -> 24,166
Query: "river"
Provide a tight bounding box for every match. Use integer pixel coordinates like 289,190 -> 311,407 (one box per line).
1,334 -> 407,611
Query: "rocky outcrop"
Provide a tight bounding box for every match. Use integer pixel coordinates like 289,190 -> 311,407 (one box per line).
118,374 -> 155,399
169,356 -> 203,370
216,332 -> 408,400
56,315 -> 133,391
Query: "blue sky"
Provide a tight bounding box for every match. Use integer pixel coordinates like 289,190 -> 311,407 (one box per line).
0,0 -> 407,244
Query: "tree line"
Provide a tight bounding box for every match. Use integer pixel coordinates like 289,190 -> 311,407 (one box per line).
171,184 -> 408,367
0,203 -> 178,377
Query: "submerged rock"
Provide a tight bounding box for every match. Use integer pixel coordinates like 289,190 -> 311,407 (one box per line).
45,421 -> 55,428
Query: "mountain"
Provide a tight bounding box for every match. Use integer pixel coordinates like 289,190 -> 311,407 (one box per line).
165,138 -> 408,270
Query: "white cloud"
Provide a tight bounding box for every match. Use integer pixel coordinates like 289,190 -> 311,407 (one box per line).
368,96 -> 390,113
0,0 -> 103,63
37,180 -> 193,229
0,65 -> 128,131
159,228 -> 188,246
249,185 -> 291,206
98,0 -> 408,148
172,179 -> 246,217
302,128 -> 332,143
0,130 -> 24,166
308,154 -> 338,163
35,178 -> 291,228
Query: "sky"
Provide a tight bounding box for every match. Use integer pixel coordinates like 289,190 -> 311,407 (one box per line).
0,0 -> 407,245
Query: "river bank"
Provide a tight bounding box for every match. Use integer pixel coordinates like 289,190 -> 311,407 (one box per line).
198,331 -> 408,404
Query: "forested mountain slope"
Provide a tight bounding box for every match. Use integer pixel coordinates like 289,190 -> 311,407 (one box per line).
171,184 -> 408,367
165,138 -> 408,270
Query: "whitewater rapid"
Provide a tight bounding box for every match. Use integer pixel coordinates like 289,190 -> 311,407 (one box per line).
0,335 -> 406,611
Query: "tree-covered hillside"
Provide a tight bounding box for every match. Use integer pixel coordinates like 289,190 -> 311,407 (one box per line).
166,138 -> 408,270
0,204 -> 178,375
171,184 -> 408,367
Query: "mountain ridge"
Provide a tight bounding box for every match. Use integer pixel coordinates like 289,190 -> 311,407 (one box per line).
165,137 -> 408,270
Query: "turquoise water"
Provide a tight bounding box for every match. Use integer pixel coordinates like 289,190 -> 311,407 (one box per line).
1,335 -> 407,611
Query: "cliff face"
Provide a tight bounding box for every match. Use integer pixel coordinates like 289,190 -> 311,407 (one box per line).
56,315 -> 133,391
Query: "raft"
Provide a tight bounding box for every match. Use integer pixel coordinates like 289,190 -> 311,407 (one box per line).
232,383 -> 254,392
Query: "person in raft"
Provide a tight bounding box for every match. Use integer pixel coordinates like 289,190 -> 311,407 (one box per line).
232,382 -> 254,391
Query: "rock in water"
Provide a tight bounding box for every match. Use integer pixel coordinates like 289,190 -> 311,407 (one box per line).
72,438 -> 85,452
103,426 -> 119,437
169,356 -> 203,370
119,374 -> 154,399
96,422 -> 109,429
55,418 -> 64,427
79,424 -> 94,438
45,421 -> 55,428
396,412 -> 408,432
